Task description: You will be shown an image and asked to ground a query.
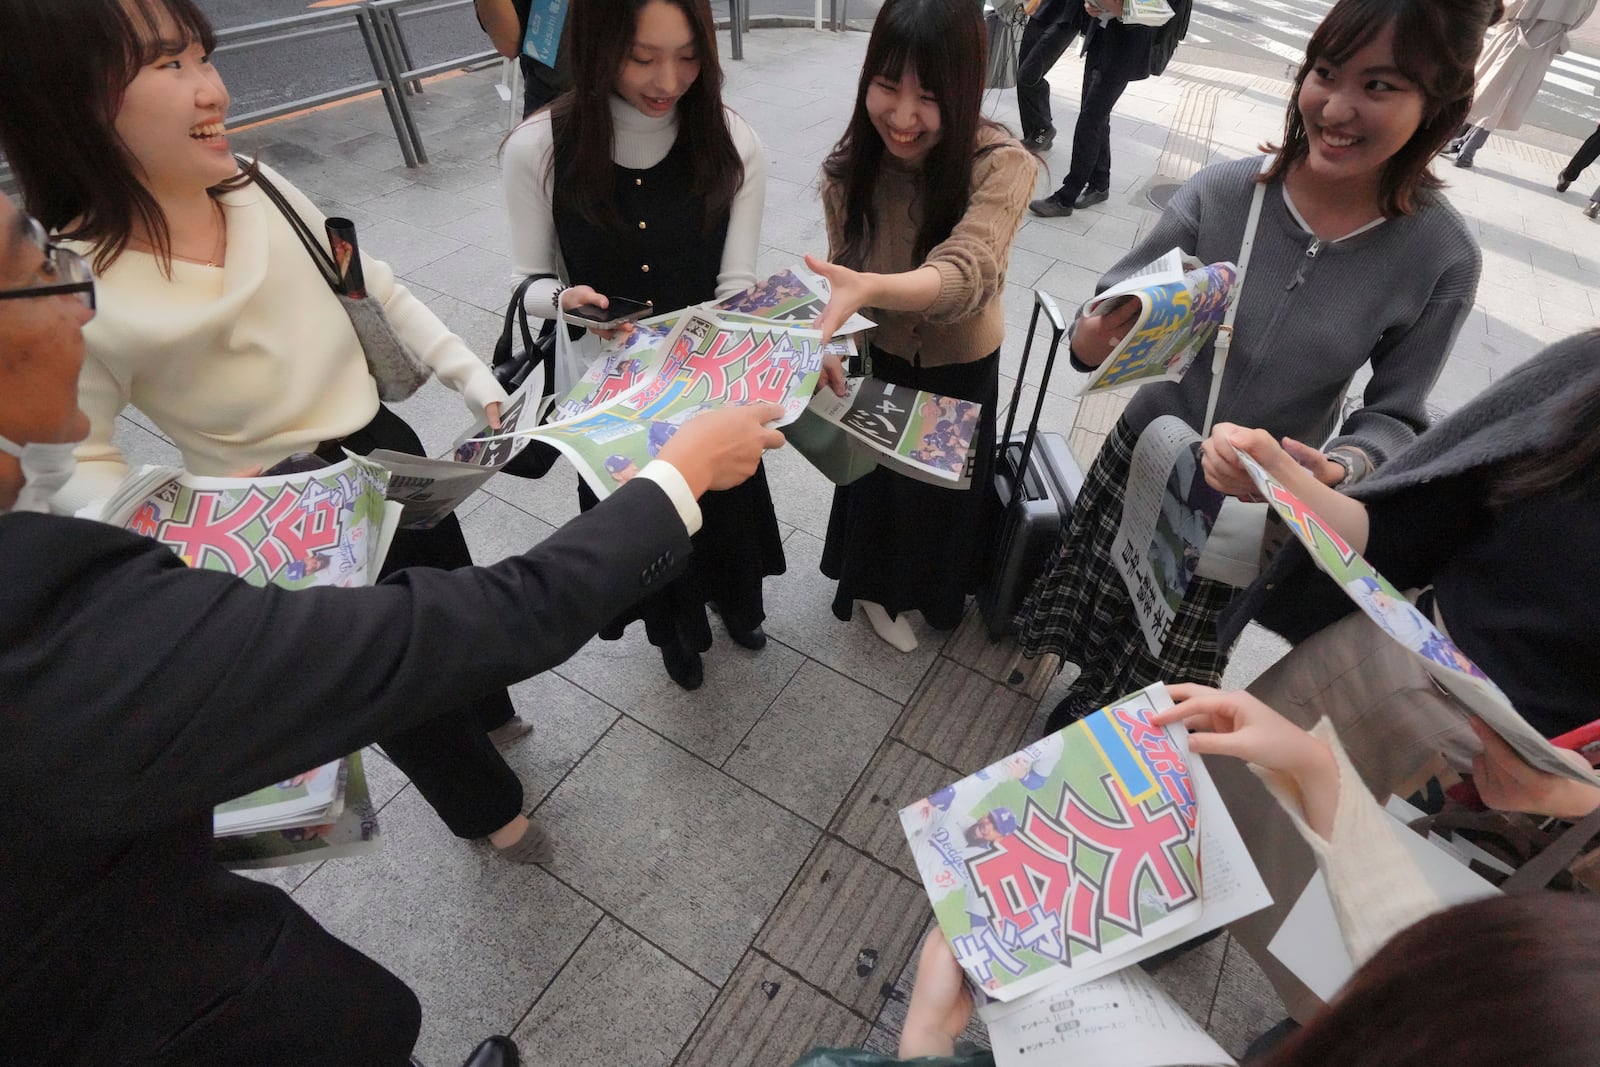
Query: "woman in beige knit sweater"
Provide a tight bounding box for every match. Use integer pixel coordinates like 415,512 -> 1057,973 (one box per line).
807,0 -> 1036,651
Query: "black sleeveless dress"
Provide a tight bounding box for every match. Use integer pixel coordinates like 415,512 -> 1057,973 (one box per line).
553,131 -> 785,652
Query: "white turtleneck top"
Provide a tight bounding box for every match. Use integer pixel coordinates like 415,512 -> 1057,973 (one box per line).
502,93 -> 767,316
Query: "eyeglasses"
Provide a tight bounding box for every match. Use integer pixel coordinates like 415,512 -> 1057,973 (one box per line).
0,215 -> 97,311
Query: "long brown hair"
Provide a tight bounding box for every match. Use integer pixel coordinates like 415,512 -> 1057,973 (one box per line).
1264,894 -> 1600,1066
543,0 -> 741,234
1259,0 -> 1498,218
822,0 -> 1005,269
0,0 -> 250,273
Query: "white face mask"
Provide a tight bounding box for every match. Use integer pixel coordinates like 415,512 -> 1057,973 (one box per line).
0,433 -> 78,515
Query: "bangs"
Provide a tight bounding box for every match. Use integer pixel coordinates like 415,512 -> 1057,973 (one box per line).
1308,1 -> 1436,95
862,12 -> 952,99
117,0 -> 217,68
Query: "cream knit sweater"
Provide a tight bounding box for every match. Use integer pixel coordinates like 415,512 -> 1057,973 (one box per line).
59,163 -> 506,514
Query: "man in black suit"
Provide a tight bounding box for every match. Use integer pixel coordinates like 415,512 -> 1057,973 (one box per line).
0,189 -> 782,1066
1029,0 -> 1192,217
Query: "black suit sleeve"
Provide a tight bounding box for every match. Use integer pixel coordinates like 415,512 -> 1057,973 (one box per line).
1,478 -> 690,833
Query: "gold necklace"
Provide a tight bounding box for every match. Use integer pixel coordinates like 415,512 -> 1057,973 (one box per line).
137,202 -> 226,267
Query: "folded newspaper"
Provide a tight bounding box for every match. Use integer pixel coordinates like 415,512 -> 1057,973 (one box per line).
367,367 -> 554,530
91,457 -> 399,867
1234,452 -> 1600,789
355,266 -> 871,519
901,684 -> 1271,1066
212,753 -> 382,870
803,376 -> 981,488
1080,248 -> 1239,395
707,263 -> 875,336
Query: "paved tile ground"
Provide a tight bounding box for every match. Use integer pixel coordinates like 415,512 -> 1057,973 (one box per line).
110,23 -> 1598,1067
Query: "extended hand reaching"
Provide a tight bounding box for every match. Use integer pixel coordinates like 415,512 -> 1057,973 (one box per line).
1155,684 -> 1343,840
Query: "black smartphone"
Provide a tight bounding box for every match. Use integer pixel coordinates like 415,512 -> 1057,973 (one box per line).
561,296 -> 652,329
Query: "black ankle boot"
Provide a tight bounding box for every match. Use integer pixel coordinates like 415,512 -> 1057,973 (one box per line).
710,602 -> 767,650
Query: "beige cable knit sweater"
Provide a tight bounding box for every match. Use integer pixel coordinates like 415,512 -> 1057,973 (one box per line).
821,125 -> 1036,366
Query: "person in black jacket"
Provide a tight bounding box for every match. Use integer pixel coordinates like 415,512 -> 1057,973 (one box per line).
0,187 -> 783,1065
1014,0 -> 1090,152
1028,0 -> 1191,217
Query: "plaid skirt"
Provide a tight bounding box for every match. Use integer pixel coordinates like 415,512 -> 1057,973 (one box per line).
1016,415 -> 1240,706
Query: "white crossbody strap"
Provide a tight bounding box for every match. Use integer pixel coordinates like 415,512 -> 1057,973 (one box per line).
1201,159 -> 1272,436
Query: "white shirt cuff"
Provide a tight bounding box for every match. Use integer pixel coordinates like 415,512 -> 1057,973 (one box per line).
638,460 -> 702,535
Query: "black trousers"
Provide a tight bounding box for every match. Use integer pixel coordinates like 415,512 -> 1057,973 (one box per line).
1563,123 -> 1600,183
1050,60 -> 1135,202
1016,5 -> 1082,140
327,404 -> 524,839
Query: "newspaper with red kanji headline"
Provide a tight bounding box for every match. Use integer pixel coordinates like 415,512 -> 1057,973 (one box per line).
92,456 -> 399,867
901,683 -> 1269,1065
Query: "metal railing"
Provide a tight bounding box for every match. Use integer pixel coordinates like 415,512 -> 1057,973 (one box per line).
367,0 -> 500,165
1,0 -> 765,186
214,5 -> 423,167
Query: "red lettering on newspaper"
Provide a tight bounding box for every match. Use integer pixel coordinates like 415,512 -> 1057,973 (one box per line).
956,775 -> 1196,983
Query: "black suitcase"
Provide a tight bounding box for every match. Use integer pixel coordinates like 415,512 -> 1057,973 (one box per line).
977,289 -> 1084,639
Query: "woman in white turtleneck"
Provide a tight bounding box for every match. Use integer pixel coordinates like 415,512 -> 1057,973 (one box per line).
502,0 -> 778,692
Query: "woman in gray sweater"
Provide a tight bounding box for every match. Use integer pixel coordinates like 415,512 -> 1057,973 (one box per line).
1017,0 -> 1494,730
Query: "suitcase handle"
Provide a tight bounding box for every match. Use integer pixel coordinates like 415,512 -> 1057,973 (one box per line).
1000,289 -> 1067,509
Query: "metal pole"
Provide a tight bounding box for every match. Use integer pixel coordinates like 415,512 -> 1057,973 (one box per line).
728,0 -> 743,60
366,3 -> 430,163
355,7 -> 421,166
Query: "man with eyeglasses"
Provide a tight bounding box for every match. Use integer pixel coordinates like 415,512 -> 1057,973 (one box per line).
0,190 -> 785,1066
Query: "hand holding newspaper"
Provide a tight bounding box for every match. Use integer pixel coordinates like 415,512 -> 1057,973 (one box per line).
900,683 -> 1271,1066
1233,449 -> 1600,789
1080,248 -> 1240,395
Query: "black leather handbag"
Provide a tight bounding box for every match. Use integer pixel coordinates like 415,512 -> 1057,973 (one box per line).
492,273 -> 564,479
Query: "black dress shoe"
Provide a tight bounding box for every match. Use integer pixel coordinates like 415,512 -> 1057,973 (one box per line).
1029,193 -> 1073,218
1073,188 -> 1110,210
461,1035 -> 519,1067
661,638 -> 704,690
709,601 -> 767,650
1558,172 -> 1574,193
725,621 -> 768,650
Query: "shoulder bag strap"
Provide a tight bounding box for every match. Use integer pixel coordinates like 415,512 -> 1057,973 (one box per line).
243,157 -> 343,293
1501,803 -> 1600,894
1201,158 -> 1272,436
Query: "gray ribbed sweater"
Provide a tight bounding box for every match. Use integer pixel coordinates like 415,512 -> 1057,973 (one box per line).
1110,155 -> 1482,466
